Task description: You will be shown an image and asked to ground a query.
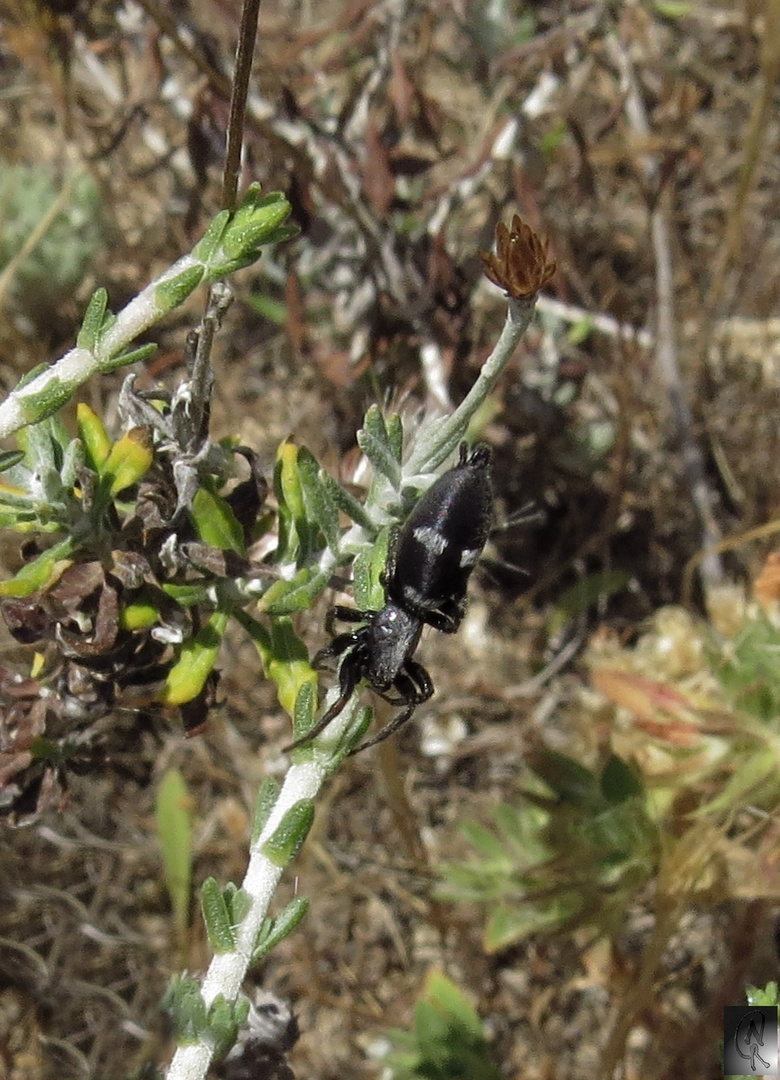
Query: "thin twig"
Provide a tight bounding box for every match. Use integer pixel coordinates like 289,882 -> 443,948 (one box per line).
605,34 -> 724,592
222,0 -> 263,211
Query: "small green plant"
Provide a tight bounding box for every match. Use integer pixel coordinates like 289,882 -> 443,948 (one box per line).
383,971 -> 504,1080
438,751 -> 659,951
0,163 -> 103,322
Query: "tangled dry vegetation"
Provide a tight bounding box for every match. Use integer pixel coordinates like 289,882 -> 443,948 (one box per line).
1,2 -> 780,1078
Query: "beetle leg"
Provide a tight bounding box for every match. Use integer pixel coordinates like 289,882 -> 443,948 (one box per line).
284,643 -> 367,751
421,599 -> 464,633
347,704 -> 416,754
313,628 -> 362,670
348,659 -> 433,754
325,605 -> 371,635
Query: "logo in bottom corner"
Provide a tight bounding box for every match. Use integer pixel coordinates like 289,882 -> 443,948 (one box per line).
723,1006 -> 778,1076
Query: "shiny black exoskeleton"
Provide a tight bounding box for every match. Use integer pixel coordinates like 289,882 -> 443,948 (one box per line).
287,443 -> 493,754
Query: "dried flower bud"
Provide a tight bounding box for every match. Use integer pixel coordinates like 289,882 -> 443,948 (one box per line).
479,214 -> 556,298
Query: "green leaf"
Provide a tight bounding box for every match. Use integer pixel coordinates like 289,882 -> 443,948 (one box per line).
297,447 -> 342,553
158,609 -> 229,705
220,186 -> 293,260
352,527 -> 390,609
251,896 -> 310,964
155,264 -> 205,312
156,769 -> 193,949
0,450 -> 25,472
484,898 -> 575,952
262,799 -> 315,867
207,994 -> 250,1062
76,402 -> 111,471
600,754 -> 643,803
119,594 -> 162,631
357,406 -> 402,488
386,412 -> 404,463
200,877 -> 236,953
0,536 -> 74,597
251,776 -> 281,844
289,680 -> 317,746
244,291 -> 288,325
273,441 -> 304,560
553,570 -> 630,623
76,287 -> 110,350
260,565 -> 333,615
239,612 -> 317,719
423,971 -> 485,1042
102,342 -> 158,372
191,486 -> 245,556
102,426 -> 154,495
19,375 -> 74,424
532,748 -> 600,808
653,0 -> 691,17
191,209 -> 231,263
163,975 -> 207,1045
319,470 -> 376,532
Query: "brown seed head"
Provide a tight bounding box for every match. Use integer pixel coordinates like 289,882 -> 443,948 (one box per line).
479,214 -> 556,298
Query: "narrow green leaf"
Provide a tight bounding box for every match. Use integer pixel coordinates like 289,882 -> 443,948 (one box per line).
251,777 -> 281,844
76,287 -> 109,350
156,769 -> 193,948
102,342 -> 158,372
319,470 -> 376,532
19,376 -> 74,424
297,447 -> 342,553
191,486 -> 245,555
0,450 -> 25,472
155,264 -> 205,312
424,971 -> 485,1042
200,877 -> 236,953
238,611 -> 318,719
262,799 -> 315,867
251,896 -> 310,964
352,527 -> 390,609
289,680 -> 317,746
158,609 -> 229,705
0,537 -> 74,598
207,994 -> 250,1061
221,883 -> 252,927
103,427 -> 154,495
163,975 -> 207,1045
76,403 -> 111,471
260,566 -> 333,615
386,412 -> 404,462
221,187 -> 293,259
358,407 -> 401,488
191,209 -> 231,263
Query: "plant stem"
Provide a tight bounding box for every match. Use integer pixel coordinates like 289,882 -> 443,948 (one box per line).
406,296 -> 536,475
165,755 -> 331,1080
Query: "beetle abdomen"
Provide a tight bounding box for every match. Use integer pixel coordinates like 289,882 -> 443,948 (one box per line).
390,445 -> 492,617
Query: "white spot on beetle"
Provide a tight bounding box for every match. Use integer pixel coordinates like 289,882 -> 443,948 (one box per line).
460,548 -> 480,567
413,526 -> 448,555
402,584 -> 427,607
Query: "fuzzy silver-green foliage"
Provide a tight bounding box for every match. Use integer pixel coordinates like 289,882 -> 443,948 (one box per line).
0,164 -> 103,319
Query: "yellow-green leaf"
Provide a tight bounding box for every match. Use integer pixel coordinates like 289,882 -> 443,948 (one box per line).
158,610 -> 229,705
103,427 -> 154,495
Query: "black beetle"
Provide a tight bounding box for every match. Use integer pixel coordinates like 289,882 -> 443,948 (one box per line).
287,442 -> 493,754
